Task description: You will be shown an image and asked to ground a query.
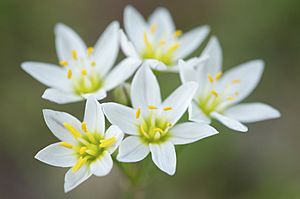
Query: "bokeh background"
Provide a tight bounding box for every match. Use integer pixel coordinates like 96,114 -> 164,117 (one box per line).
1,0 -> 299,198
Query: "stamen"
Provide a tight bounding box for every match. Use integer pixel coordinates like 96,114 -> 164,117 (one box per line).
153,128 -> 164,133
173,30 -> 182,37
59,142 -> 73,149
85,149 -> 97,156
168,42 -> 180,52
215,72 -> 223,80
71,50 -> 77,60
72,156 -> 87,172
99,137 -> 116,148
67,69 -> 73,79
211,90 -> 218,97
207,73 -> 214,83
140,125 -> 150,138
79,146 -> 87,155
227,96 -> 235,101
136,108 -> 141,119
81,69 -> 87,76
159,39 -> 166,46
90,61 -> 96,67
234,91 -> 239,96
163,106 -> 173,111
144,32 -> 151,47
150,23 -> 157,34
81,122 -> 88,133
232,79 -> 241,84
148,105 -> 157,110
63,122 -> 82,138
59,60 -> 68,67
87,47 -> 94,56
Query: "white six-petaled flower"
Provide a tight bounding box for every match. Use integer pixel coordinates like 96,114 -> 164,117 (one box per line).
21,21 -> 141,104
120,5 -> 210,72
35,97 -> 124,192
179,37 -> 281,132
102,65 -> 218,175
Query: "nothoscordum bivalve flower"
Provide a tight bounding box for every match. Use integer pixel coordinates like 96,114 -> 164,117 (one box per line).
179,37 -> 281,132
120,5 -> 210,72
102,65 -> 218,175
35,97 -> 124,192
21,21 -> 141,104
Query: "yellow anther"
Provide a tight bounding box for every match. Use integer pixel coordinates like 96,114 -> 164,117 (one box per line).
99,137 -> 116,148
144,32 -> 151,47
159,39 -> 166,46
232,79 -> 241,84
90,61 -> 96,67
215,71 -> 223,80
59,142 -> 73,149
79,146 -> 87,155
63,122 -> 82,138
234,91 -> 239,96
87,47 -> 94,56
227,96 -> 235,101
67,69 -> 73,79
81,122 -> 88,132
81,69 -> 87,76
148,105 -> 157,110
211,90 -> 218,97
71,50 -> 77,60
153,128 -> 164,133
174,30 -> 182,37
72,156 -> 88,172
163,106 -> 173,111
136,108 -> 141,119
150,23 -> 157,34
168,42 -> 180,52
59,60 -> 68,67
207,73 -> 214,83
85,149 -> 97,156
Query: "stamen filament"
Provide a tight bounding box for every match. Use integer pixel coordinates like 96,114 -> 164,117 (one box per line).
232,79 -> 241,84
99,137 -> 116,148
72,156 -> 88,172
150,23 -> 157,34
63,122 -> 81,138
211,90 -> 218,97
59,142 -> 73,149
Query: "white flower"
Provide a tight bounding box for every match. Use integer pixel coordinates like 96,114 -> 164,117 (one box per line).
35,97 -> 124,192
102,65 -> 218,175
21,21 -> 141,104
179,37 -> 281,132
120,5 -> 210,72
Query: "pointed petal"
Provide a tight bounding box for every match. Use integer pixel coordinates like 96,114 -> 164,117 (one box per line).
35,143 -> 76,167
42,109 -> 82,144
104,125 -> 124,154
169,123 -> 218,145
224,103 -> 280,123
149,7 -> 175,36
117,136 -> 149,162
94,21 -> 119,76
131,64 -> 161,110
149,142 -> 176,175
124,5 -> 147,52
188,101 -> 211,124
21,62 -> 70,90
90,151 -> 113,176
120,29 -> 140,58
162,82 -> 198,124
174,26 -> 210,60
102,103 -> 138,135
83,97 -> 105,134
42,88 -> 83,104
64,165 -> 92,193
55,23 -> 87,62
178,59 -> 199,83
220,60 -> 264,104
103,57 -> 141,91
211,112 -> 248,132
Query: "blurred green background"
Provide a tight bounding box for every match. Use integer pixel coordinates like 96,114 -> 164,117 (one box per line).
1,0 -> 299,198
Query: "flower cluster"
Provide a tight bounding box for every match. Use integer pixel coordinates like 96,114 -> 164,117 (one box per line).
21,5 -> 280,193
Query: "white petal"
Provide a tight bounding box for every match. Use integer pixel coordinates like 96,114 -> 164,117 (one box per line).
117,136 -> 149,162
131,64 -> 161,110
64,165 -> 92,193
211,112 -> 248,132
149,142 -> 176,175
94,21 -> 119,76
42,88 -> 83,104
55,23 -> 87,62
104,125 -> 124,154
188,101 -> 211,124
102,103 -> 138,135
144,59 -> 167,71
148,7 -> 175,36
174,26 -> 210,60
124,5 -> 147,52
224,103 -> 280,123
83,97 -> 105,134
81,89 -> 107,101
42,109 -> 82,144
35,143 -> 76,167
162,82 -> 198,124
120,29 -> 140,58
21,62 -> 70,90
90,151 -> 113,176
169,123 -> 218,145
220,60 -> 264,104
103,57 -> 141,91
